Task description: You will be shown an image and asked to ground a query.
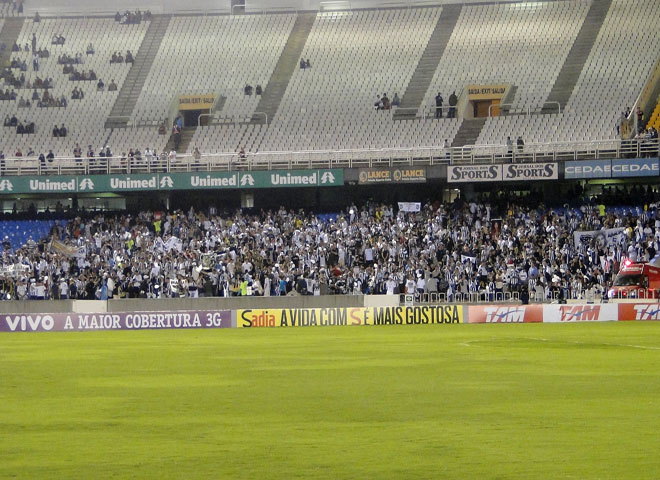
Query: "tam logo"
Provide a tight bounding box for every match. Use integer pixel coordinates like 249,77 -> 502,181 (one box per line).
5,315 -> 55,331
0,179 -> 13,191
559,306 -> 600,322
633,304 -> 660,321
240,174 -> 254,186
484,306 -> 525,323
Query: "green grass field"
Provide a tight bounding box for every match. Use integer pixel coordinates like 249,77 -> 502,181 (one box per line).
1,323 -> 660,479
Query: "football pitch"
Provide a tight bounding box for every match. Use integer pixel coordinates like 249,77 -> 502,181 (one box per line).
1,322 -> 659,479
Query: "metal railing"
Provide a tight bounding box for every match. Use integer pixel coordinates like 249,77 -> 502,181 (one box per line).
488,101 -> 561,117
319,1 -> 352,12
0,138 -> 656,177
252,112 -> 268,125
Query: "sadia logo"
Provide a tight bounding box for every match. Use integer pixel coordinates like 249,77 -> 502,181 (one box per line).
159,176 -> 174,188
320,171 -> 335,184
240,174 -> 255,186
0,179 -> 13,191
78,178 -> 95,191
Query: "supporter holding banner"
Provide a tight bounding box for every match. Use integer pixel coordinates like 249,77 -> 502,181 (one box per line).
398,202 -> 421,212
573,228 -> 625,249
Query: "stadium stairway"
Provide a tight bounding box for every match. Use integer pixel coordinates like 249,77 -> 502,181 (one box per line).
105,15 -> 172,129
0,17 -> 24,68
451,118 -> 486,148
543,0 -> 613,112
392,4 -> 462,121
250,13 -> 316,125
165,126 -> 195,153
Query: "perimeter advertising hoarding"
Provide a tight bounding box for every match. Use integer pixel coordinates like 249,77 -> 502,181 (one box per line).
0,310 -> 232,332
610,158 -> 659,177
358,168 -> 427,184
542,304 -> 617,323
447,165 -> 502,183
0,169 -> 344,194
467,305 -> 543,323
236,306 -> 463,328
502,163 -> 558,181
564,160 -> 612,179
617,303 -> 660,321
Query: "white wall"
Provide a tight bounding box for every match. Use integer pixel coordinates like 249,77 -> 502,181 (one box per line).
24,0 -> 539,16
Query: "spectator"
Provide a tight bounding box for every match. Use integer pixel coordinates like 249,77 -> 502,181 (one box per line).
52,124 -> 60,137
392,92 -> 400,107
435,92 -> 443,118
108,79 -> 117,91
59,124 -> 67,137
381,93 -> 390,110
305,59 -> 311,69
97,78 -> 104,90
255,84 -> 262,95
86,43 -> 94,55
244,84 -> 252,96
448,91 -> 457,118
516,136 -> 524,153
33,11 -> 40,22
300,58 -> 306,70
125,50 -> 133,63
73,143 -> 82,158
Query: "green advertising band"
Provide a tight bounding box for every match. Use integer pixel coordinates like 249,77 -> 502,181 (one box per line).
0,169 -> 344,195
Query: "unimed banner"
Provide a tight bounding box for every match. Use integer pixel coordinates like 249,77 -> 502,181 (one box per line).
0,310 -> 232,332
236,306 -> 463,328
467,305 -> 543,323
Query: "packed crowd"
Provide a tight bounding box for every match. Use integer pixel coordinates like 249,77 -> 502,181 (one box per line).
0,197 -> 656,301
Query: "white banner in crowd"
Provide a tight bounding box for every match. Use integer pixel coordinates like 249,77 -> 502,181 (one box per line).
573,227 -> 626,249
398,202 -> 421,212
154,236 -> 184,253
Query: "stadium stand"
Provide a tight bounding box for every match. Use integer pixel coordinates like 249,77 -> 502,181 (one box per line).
0,16 -> 149,156
256,7 -> 463,155
0,218 -> 55,251
422,1 -> 590,115
131,14 -> 296,122
477,0 -> 660,148
0,193 -> 657,301
0,1 -> 656,161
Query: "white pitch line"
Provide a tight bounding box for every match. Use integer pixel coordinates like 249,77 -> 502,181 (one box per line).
459,337 -> 660,351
